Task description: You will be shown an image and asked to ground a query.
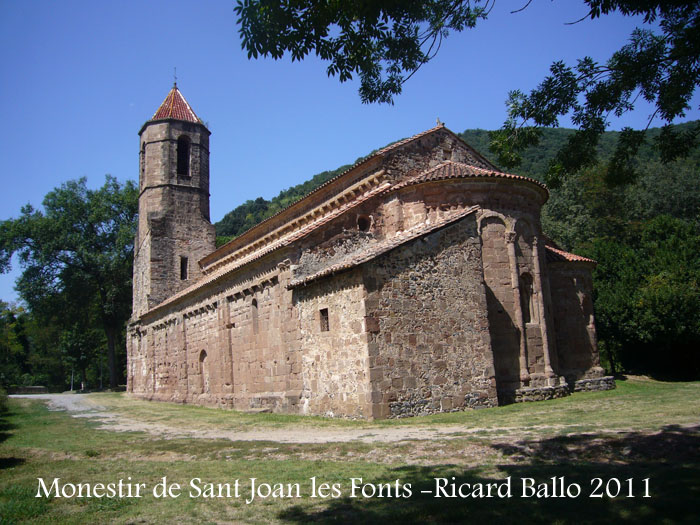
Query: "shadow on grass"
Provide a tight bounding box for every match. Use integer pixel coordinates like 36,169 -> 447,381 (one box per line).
0,457 -> 25,469
278,425 -> 700,524
0,407 -> 24,470
0,409 -> 17,444
493,423 -> 700,464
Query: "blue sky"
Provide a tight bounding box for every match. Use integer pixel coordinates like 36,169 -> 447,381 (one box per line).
1,0 -> 698,303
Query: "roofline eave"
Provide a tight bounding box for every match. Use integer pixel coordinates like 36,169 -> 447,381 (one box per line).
139,117 -> 210,136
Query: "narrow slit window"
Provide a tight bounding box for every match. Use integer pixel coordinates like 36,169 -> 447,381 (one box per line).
141,142 -> 146,176
251,299 -> 259,334
520,273 -> 534,324
177,136 -> 190,176
180,256 -> 188,281
320,308 -> 329,332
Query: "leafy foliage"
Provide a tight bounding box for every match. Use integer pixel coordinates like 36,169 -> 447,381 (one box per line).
530,132 -> 700,378
0,176 -> 138,388
235,1 -> 700,186
0,301 -> 30,388
585,217 -> 700,379
490,1 -> 700,186
234,0 -> 490,104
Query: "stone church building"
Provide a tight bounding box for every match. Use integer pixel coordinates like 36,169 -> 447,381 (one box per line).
126,85 -> 613,419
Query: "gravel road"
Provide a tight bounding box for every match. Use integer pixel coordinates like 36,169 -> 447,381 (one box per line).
10,393 -> 498,444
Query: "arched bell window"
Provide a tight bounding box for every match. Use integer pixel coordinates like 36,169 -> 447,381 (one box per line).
176,135 -> 190,176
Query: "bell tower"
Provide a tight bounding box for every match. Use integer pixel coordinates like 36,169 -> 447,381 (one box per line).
132,84 -> 216,317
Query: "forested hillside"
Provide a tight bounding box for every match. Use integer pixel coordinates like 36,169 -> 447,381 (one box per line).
216,122 -> 700,239
215,164 -> 352,246
460,122 -> 700,184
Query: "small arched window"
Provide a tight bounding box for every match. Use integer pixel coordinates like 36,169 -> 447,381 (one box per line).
176,136 -> 190,176
520,273 -> 535,324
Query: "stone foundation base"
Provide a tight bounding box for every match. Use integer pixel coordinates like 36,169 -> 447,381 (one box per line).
513,384 -> 571,403
131,377 -> 616,418
389,391 -> 496,418
129,391 -> 287,411
499,375 -> 616,405
573,376 -> 616,392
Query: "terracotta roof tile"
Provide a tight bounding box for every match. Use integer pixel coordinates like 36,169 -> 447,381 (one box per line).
151,84 -> 201,124
392,160 -> 548,192
545,245 -> 597,264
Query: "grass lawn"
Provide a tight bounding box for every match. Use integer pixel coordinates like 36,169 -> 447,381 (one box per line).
0,377 -> 698,524
91,375 -> 700,435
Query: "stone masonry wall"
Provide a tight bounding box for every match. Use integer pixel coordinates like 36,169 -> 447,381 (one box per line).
398,178 -> 556,400
129,249 -> 305,412
294,269 -> 372,418
480,216 -> 521,400
224,266 -> 302,412
133,119 -> 215,317
549,262 -> 605,382
363,214 -> 496,418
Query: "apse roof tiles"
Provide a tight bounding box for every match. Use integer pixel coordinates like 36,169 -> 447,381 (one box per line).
393,160 -> 548,192
545,245 -> 597,264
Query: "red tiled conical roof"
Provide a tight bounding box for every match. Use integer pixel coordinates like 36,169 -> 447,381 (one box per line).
151,84 -> 201,123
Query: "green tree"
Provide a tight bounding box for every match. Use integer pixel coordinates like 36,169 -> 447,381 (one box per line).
539,131 -> 700,253
235,0 -> 487,104
491,2 -> 700,186
0,176 -> 138,388
235,1 -> 700,185
584,216 -> 700,379
0,301 -> 30,387
60,324 -> 104,389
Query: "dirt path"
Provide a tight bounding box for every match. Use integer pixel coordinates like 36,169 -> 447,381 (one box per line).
11,393 -> 528,444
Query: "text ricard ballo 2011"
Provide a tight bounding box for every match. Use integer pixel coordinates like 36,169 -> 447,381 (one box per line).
36,476 -> 651,503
